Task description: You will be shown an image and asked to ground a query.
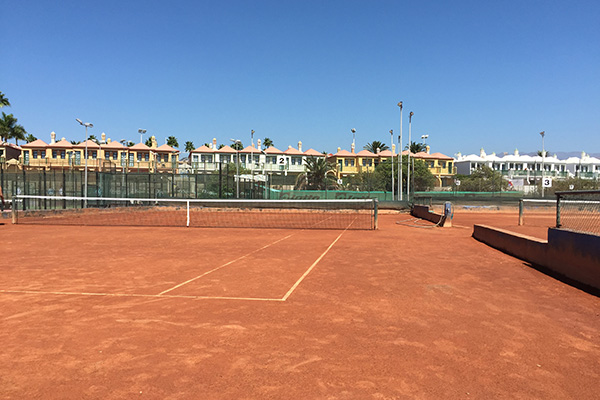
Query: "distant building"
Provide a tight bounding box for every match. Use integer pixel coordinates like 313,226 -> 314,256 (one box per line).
455,148 -> 600,188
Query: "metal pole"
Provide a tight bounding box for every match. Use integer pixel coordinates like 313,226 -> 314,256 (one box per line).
540,131 -> 545,198
407,111 -> 413,200
398,102 -> 403,201
84,125 -> 88,207
236,149 -> 240,198
390,129 -> 394,201
251,130 -> 254,198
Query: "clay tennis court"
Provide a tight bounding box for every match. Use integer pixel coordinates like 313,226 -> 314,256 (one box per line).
1,211 -> 599,399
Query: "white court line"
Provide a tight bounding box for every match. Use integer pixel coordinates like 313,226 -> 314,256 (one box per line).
0,289 -> 283,302
281,226 -> 349,301
157,233 -> 294,295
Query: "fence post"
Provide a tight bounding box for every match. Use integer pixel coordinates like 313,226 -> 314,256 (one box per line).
518,199 -> 524,226
556,193 -> 561,228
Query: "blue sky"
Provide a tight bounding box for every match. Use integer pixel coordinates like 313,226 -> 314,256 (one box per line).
3,0 -> 599,157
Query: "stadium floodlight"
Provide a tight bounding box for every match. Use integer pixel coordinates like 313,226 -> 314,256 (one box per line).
76,118 -> 93,207
230,139 -> 242,198
397,102 -> 403,201
138,129 -> 147,144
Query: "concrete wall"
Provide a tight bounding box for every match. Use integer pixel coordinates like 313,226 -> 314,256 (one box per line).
412,205 -> 451,227
473,225 -> 600,291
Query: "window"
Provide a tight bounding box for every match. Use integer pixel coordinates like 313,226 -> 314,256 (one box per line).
144,153 -> 149,162
52,150 -> 58,158
121,153 -> 127,166
200,154 -> 212,163
137,153 -> 142,162
61,150 -> 66,159
33,150 -> 38,159
92,151 -> 97,159
439,161 -> 446,168
105,152 -> 111,160
113,152 -> 117,160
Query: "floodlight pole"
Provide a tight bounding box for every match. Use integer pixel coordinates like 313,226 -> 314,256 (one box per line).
540,131 -> 545,198
76,118 -> 93,207
231,139 -> 241,198
398,102 -> 403,201
390,129 -> 394,201
407,111 -> 414,200
138,129 -> 146,144
351,128 -> 356,151
251,130 -> 255,196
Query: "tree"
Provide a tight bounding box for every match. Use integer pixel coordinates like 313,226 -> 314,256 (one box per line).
455,166 -> 508,192
88,134 -> 99,144
364,141 -> 389,153
231,141 -> 243,151
0,112 -> 17,142
127,141 -> 135,147
406,141 -> 427,153
294,156 -> 337,190
25,133 -> 37,143
0,92 -> 10,108
0,112 -> 26,144
11,124 -> 26,145
167,136 -> 179,148
70,140 -> 81,145
145,137 -> 153,147
184,141 -> 195,152
375,157 -> 435,192
262,137 -> 273,149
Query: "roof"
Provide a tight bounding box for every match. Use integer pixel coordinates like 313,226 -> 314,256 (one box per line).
74,140 -> 100,149
263,146 -> 284,154
191,145 -> 214,153
48,139 -> 73,148
378,149 -> 394,157
129,143 -> 151,151
156,144 -> 178,152
21,139 -> 48,148
303,148 -> 324,156
216,145 -> 237,153
239,145 -> 260,154
331,149 -> 357,157
355,149 -> 377,157
283,147 -> 304,155
429,152 -> 453,160
102,141 -> 125,149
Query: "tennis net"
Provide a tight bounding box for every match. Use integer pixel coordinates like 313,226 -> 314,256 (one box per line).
11,195 -> 378,230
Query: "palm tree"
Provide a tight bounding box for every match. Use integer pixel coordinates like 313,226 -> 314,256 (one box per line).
0,112 -> 16,142
25,133 -> 37,143
262,137 -> 273,149
88,134 -> 99,144
144,137 -> 153,147
364,141 -> 389,153
231,141 -> 243,151
184,141 -> 195,152
70,140 -> 81,145
12,124 -> 26,145
295,156 -> 337,190
167,136 -> 179,148
406,141 -> 427,153
0,92 -> 10,108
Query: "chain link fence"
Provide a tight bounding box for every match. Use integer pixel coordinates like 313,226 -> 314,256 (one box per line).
557,190 -> 600,236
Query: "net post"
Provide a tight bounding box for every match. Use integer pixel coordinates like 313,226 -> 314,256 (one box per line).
11,195 -> 17,224
556,192 -> 561,228
186,200 -> 190,227
373,198 -> 378,230
518,199 -> 523,226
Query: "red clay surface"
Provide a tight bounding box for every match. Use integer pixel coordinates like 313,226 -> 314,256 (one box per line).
1,213 -> 599,399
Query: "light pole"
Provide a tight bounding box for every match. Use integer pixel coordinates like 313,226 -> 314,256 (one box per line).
230,139 -> 241,198
251,130 -> 255,195
138,129 -> 146,144
76,118 -> 93,206
351,128 -> 356,152
390,129 -> 394,200
421,134 -> 429,145
398,101 -> 403,201
540,131 -> 545,198
407,111 -> 414,199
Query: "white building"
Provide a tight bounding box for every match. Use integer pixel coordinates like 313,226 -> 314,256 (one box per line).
455,148 -> 600,185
